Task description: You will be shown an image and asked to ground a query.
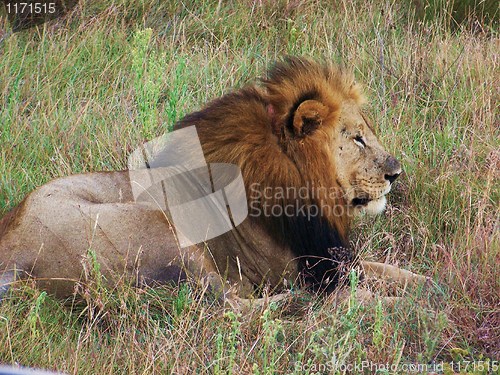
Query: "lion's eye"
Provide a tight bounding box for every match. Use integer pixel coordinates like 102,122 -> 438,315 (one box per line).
353,135 -> 366,148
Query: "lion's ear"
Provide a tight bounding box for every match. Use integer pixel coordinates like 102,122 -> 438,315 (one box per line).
292,100 -> 329,137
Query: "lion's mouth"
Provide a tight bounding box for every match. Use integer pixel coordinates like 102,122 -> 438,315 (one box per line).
352,197 -> 371,207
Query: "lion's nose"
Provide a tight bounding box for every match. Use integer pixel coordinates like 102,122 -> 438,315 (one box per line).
384,156 -> 401,184
384,172 -> 400,184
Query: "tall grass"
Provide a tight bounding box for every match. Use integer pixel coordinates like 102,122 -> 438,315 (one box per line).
0,0 -> 498,373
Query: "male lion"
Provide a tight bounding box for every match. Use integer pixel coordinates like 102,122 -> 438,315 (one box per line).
0,57 -> 425,307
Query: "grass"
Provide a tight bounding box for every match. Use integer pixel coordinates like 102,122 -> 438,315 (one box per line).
0,0 -> 498,373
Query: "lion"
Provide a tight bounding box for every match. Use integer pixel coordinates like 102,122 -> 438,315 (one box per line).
0,57 -> 426,308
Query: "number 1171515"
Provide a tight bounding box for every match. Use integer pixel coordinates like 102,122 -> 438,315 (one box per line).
6,2 -> 57,15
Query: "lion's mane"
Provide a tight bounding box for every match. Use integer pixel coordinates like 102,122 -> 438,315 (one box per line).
176,57 -> 365,291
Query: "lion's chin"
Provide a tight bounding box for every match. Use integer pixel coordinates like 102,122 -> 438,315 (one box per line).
355,195 -> 387,216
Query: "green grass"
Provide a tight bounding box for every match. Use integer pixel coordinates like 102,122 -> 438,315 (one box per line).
0,0 -> 499,373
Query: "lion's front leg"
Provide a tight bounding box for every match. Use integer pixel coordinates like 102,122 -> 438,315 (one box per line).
360,260 -> 428,286
334,262 -> 428,307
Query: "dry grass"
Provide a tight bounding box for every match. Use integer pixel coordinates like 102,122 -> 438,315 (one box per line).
0,0 -> 498,373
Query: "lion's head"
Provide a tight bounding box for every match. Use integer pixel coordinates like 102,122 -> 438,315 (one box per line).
260,57 -> 401,218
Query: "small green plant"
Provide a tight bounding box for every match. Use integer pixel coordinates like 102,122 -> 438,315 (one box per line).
372,299 -> 384,349
258,305 -> 285,373
172,283 -> 191,317
212,310 -> 241,374
164,57 -> 188,130
28,291 -> 47,338
85,249 -> 104,291
131,28 -> 164,137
